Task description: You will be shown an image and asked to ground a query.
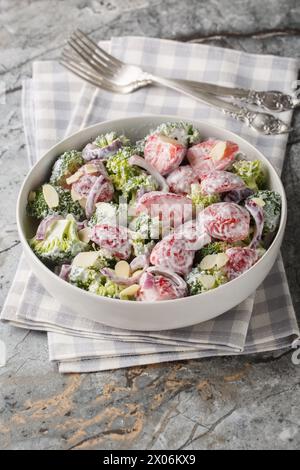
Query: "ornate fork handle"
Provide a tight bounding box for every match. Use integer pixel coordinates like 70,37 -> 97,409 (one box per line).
243,90 -> 296,112
173,80 -> 296,112
145,73 -> 291,135
223,108 -> 291,135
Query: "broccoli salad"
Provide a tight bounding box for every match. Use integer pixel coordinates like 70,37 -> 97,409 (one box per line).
26,121 -> 282,301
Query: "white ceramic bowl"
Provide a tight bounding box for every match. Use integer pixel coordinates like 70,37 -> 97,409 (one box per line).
17,115 -> 286,331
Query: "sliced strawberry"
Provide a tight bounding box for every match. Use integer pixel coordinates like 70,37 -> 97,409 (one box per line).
225,247 -> 259,280
187,139 -> 239,177
138,271 -> 184,301
166,165 -> 199,195
200,170 -> 245,195
135,191 -> 193,228
174,220 -> 211,250
150,235 -> 195,275
91,224 -> 132,260
198,202 -> 250,242
144,134 -> 186,175
72,174 -> 98,198
71,159 -> 114,211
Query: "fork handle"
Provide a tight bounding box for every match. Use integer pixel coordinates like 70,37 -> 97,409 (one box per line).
144,73 -> 290,135
146,72 -> 247,112
165,78 -> 296,112
176,80 -> 250,99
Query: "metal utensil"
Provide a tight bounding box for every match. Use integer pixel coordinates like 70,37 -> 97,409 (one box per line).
60,30 -> 292,135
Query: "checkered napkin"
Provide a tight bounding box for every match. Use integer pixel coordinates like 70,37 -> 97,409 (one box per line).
1,37 -> 299,373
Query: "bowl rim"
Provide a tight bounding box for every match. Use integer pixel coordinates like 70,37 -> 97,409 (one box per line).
17,114 -> 287,307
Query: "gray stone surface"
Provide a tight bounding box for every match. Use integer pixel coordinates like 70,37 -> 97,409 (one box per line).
0,0 -> 299,450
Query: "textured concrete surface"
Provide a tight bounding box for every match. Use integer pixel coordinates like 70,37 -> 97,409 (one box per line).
0,0 -> 299,450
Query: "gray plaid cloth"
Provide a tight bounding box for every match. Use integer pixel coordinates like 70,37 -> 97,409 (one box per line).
1,37 -> 299,373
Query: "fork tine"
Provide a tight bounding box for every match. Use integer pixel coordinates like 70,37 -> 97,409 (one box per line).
66,40 -> 116,79
60,54 -> 119,90
62,48 -> 87,66
60,59 -> 120,93
67,35 -> 118,77
71,31 -> 120,73
75,29 -> 124,68
62,47 -> 99,70
69,33 -> 111,68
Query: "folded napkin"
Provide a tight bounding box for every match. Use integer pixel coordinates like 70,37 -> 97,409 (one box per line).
1,37 -> 299,373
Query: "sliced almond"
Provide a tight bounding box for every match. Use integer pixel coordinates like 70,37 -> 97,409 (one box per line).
72,251 -> 100,268
251,197 -> 265,207
84,163 -> 100,174
42,184 -> 59,208
71,186 -> 82,202
71,186 -> 86,208
28,190 -> 36,202
79,197 -> 87,209
132,269 -> 143,277
78,227 -> 91,243
159,134 -> 179,145
119,284 -> 140,299
198,274 -> 215,290
115,260 -> 131,278
216,252 -> 229,268
209,141 -> 227,161
66,170 -> 83,185
200,254 -> 218,271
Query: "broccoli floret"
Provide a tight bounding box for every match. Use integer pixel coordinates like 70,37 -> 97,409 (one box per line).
88,202 -> 119,227
130,213 -> 161,243
106,148 -> 156,199
106,147 -> 139,192
69,266 -> 101,290
132,239 -> 155,257
68,248 -> 116,289
50,150 -> 84,187
256,245 -> 266,258
190,183 -> 220,209
199,241 -> 230,258
89,278 -> 123,298
232,160 -> 266,191
27,186 -> 85,220
122,174 -> 158,200
30,216 -> 89,264
130,214 -> 152,240
248,190 -> 281,234
186,265 -> 228,295
129,214 -> 157,256
156,121 -> 201,146
138,122 -> 201,150
94,132 -> 129,148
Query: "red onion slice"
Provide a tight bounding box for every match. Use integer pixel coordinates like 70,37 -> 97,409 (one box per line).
85,175 -> 105,218
128,155 -> 169,192
130,254 -> 150,272
82,139 -> 123,161
35,215 -> 63,240
85,175 -> 114,219
140,271 -> 155,290
224,188 -> 254,204
146,266 -> 187,294
101,267 -> 144,286
245,199 -> 264,249
59,264 -> 71,282
76,219 -> 88,231
137,266 -> 187,300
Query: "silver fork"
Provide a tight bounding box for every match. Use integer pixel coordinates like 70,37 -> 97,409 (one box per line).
60,30 -> 292,135
64,30 -> 297,113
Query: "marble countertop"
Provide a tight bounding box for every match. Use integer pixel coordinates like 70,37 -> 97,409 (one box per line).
0,0 -> 299,450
